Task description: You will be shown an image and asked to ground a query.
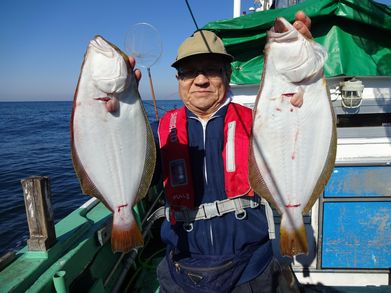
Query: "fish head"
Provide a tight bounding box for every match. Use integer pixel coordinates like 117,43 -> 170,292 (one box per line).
270,17 -> 296,37
267,17 -> 327,83
88,36 -> 129,96
273,17 -> 291,34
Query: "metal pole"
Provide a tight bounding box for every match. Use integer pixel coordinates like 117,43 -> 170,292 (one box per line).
53,271 -> 68,293
233,0 -> 241,17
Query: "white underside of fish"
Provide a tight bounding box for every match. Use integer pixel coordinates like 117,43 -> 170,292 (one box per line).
71,36 -> 156,252
73,89 -> 147,210
250,18 -> 336,256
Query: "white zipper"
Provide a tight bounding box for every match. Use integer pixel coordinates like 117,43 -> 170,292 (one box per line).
190,116 -> 217,184
187,98 -> 233,249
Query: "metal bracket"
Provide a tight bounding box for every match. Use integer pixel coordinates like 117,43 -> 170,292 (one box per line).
96,221 -> 112,246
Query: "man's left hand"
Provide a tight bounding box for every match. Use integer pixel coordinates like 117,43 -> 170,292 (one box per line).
294,11 -> 312,39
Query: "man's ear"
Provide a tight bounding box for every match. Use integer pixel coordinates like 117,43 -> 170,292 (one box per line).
225,66 -> 232,84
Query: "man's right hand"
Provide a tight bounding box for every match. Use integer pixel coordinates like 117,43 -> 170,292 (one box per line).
128,56 -> 142,86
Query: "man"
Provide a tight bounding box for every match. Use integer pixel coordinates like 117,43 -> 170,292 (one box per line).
130,11 -> 312,293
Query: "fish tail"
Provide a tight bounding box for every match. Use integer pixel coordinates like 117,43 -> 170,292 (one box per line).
280,215 -> 308,257
111,221 -> 144,253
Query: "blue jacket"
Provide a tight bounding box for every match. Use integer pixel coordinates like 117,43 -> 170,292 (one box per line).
152,102 -> 273,285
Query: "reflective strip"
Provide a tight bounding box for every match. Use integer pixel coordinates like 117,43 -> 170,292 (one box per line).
226,121 -> 236,172
261,198 -> 276,239
174,197 -> 259,222
146,196 -> 276,239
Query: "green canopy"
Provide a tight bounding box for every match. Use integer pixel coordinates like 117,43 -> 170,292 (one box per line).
203,0 -> 391,84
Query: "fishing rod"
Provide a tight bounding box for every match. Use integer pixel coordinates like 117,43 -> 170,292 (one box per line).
143,100 -> 173,113
184,0 -> 200,30
184,0 -> 213,53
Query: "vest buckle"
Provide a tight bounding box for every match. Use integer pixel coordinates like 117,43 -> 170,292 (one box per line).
235,210 -> 247,220
183,222 -> 194,232
233,197 -> 247,220
201,201 -> 221,219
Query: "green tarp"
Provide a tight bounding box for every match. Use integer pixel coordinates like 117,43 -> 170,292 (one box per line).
203,0 -> 391,84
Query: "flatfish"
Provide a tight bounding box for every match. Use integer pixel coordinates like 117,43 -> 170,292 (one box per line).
249,18 -> 337,256
71,36 -> 156,252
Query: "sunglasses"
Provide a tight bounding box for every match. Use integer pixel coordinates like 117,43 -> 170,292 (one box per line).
177,67 -> 225,81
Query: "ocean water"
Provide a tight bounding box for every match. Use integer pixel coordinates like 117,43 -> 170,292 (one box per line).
0,100 -> 182,256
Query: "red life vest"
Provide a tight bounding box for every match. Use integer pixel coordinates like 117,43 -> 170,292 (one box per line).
158,102 -> 254,210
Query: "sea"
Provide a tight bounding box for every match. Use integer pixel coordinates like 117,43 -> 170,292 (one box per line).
0,100 -> 182,256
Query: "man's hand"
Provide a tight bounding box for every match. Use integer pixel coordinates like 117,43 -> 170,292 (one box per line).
128,56 -> 142,85
294,11 -> 312,39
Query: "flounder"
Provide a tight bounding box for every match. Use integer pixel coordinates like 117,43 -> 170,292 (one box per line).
249,18 -> 337,256
71,36 -> 156,252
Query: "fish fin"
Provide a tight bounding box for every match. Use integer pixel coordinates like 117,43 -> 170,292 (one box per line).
70,103 -> 104,204
135,106 -> 157,203
248,142 -> 281,212
111,221 -> 144,253
70,141 -> 110,207
280,220 -> 308,257
303,100 -> 337,214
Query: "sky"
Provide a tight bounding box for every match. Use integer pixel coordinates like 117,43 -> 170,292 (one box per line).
0,0 -> 390,102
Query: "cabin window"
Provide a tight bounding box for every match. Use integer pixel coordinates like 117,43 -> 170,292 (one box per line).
337,113 -> 391,128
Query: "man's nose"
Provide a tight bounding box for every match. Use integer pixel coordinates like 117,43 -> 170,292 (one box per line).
194,73 -> 209,85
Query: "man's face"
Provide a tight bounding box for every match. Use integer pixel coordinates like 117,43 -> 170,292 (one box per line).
176,55 -> 231,119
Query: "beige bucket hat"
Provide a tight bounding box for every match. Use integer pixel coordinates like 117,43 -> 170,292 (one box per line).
172,30 -> 233,68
